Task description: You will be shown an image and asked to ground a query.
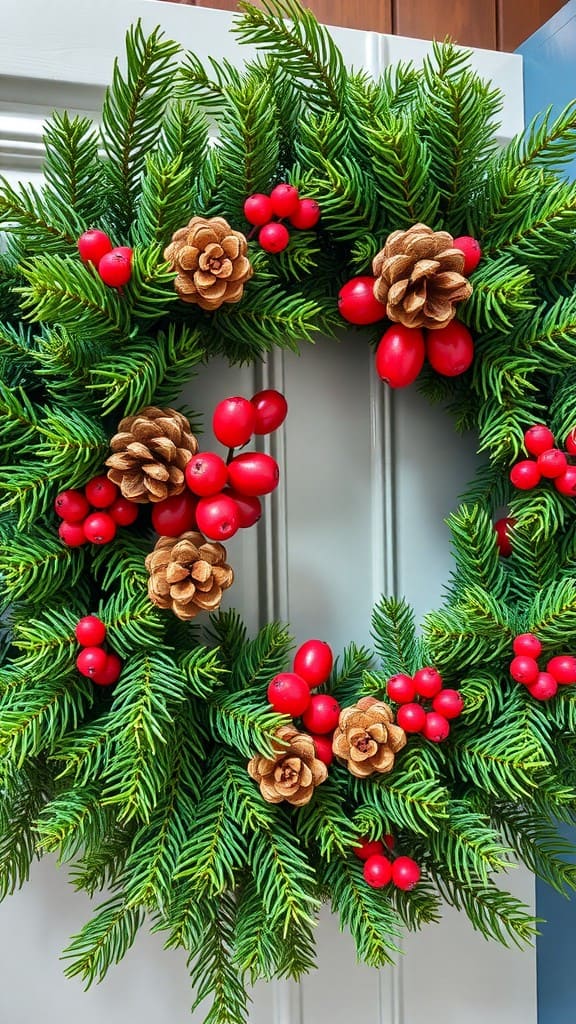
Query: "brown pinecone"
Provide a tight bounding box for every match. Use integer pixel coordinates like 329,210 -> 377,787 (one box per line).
106,406 -> 198,504
248,725 -> 328,807
145,530 -> 234,621
332,696 -> 406,778
164,216 -> 253,310
372,223 -> 472,329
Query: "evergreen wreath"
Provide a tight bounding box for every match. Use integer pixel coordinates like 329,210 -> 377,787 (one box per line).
2,0 -> 576,1019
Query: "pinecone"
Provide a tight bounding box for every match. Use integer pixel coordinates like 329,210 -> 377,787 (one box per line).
106,406 -> 198,503
372,223 -> 472,329
145,530 -> 234,621
332,696 -> 406,778
164,216 -> 253,310
248,725 -> 328,806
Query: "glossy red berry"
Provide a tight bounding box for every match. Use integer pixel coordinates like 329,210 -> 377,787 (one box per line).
494,517 -> 516,557
185,452 -> 229,497
452,235 -> 482,275
537,449 -> 568,479
91,652 -> 122,687
423,711 -> 450,743
301,694 -> 341,735
338,276 -> 387,326
432,689 -> 464,719
513,634 -> 542,659
375,325 -> 426,388
510,460 -> 541,490
509,655 -> 539,685
151,492 -> 197,536
554,466 -> 576,497
108,498 -> 139,526
310,733 -> 334,765
227,452 -> 280,496
213,396 -> 256,449
259,222 -> 290,253
98,247 -> 132,287
384,833 -> 395,850
251,389 -> 288,434
546,655 -> 576,685
392,856 -> 421,891
58,520 -> 87,547
244,193 -> 274,226
54,488 -> 90,523
267,672 -> 311,717
386,673 -> 416,704
353,838 -> 385,861
75,615 -> 107,647
426,322 -> 475,377
363,854 -> 393,888
528,672 -> 558,701
293,639 -> 334,687
76,646 -> 108,679
396,702 -> 426,733
84,475 -> 119,508
524,424 -> 555,456
413,666 -> 443,699
289,198 -> 321,229
195,494 -> 240,541
565,428 -> 576,455
223,489 -> 262,529
269,183 -> 300,218
77,228 -> 113,267
83,511 -> 117,545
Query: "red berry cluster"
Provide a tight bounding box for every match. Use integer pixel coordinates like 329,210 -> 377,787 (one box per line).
386,667 -> 464,743
151,390 -> 287,543
75,615 -> 122,687
509,633 -> 576,701
510,424 -> 576,497
243,183 -> 321,254
266,639 -> 339,764
55,476 -> 139,547
353,835 -> 421,891
77,229 -> 133,288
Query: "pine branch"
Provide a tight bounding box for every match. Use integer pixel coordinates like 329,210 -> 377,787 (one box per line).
63,894 -> 144,986
322,855 -> 402,966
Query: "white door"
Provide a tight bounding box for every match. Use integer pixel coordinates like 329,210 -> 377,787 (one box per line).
0,3 -> 536,1022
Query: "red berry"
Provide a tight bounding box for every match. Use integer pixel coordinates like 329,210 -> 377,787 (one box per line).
510,460 -> 541,490
75,615 -> 107,647
83,511 -> 117,545
509,655 -> 539,685
432,689 -> 464,719
554,466 -> 576,497
363,854 -> 393,888
396,702 -> 426,733
537,448 -> 568,479
84,475 -> 119,508
375,325 -> 426,388
546,655 -> 576,685
269,183 -> 300,218
353,838 -> 385,861
98,247 -> 132,287
185,452 -> 229,497
452,235 -> 482,275
565,428 -> 576,455
527,672 -> 558,701
244,193 -> 274,226
151,492 -> 197,536
383,833 -> 395,850
293,639 -> 334,687
289,198 -> 321,230
76,646 -> 108,679
222,489 -> 262,529
259,222 -> 290,253
392,856 -> 421,891
494,516 -> 516,557
310,733 -> 334,765
426,321 -> 475,377
54,488 -> 90,522
91,652 -> 122,687
195,494 -> 240,541
524,424 -> 555,456
213,396 -> 256,449
227,452 -> 279,496
301,694 -> 341,735
267,672 -> 311,717
58,520 -> 87,547
108,498 -> 139,526
386,673 -> 417,704
423,711 -> 450,742
251,389 -> 288,434
338,276 -> 387,326
77,229 -> 112,267
413,666 -> 443,699
513,634 -> 542,659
